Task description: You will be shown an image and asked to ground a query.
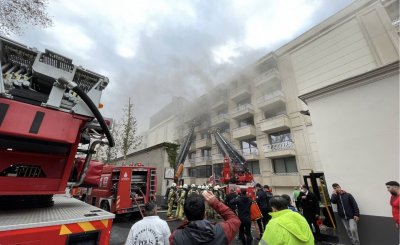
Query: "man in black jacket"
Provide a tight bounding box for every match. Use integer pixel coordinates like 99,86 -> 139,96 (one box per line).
170,191 -> 240,245
255,183 -> 271,238
224,188 -> 238,212
331,183 -> 360,245
298,185 -> 321,239
230,189 -> 253,245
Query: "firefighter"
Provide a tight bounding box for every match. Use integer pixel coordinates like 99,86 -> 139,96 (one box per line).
176,184 -> 188,220
188,184 -> 197,197
167,183 -> 177,219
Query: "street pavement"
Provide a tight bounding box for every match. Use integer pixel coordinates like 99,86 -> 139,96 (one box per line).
110,210 -> 345,245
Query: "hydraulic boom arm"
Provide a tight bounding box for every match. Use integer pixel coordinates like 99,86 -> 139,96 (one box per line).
174,122 -> 196,183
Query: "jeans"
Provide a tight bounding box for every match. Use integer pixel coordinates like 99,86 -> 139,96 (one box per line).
341,218 -> 360,245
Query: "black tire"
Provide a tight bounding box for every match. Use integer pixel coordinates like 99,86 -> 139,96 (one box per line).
100,200 -> 110,212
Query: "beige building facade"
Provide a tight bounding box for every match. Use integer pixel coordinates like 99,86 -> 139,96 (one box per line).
285,0 -> 398,243
141,0 -> 398,243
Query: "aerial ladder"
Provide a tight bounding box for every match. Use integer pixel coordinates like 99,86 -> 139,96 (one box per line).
212,130 -> 253,185
174,122 -> 196,184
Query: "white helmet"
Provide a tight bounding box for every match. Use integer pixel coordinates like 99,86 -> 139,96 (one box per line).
216,185 -> 220,189
191,184 -> 196,188
183,184 -> 188,189
197,185 -> 202,189
208,183 -> 213,187
213,186 -> 219,190
171,183 -> 176,187
179,185 -> 182,188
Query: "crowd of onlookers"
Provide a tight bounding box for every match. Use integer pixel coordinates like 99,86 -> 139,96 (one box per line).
125,180 -> 399,245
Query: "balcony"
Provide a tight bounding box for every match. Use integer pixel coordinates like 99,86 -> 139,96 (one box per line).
257,90 -> 286,111
232,125 -> 256,140
230,85 -> 251,102
211,114 -> 230,127
196,122 -> 211,132
240,149 -> 259,161
231,104 -> 255,120
211,154 -> 224,164
196,137 -> 212,149
260,114 -> 291,133
254,68 -> 281,88
263,141 -> 296,158
211,99 -> 228,111
195,156 -> 212,165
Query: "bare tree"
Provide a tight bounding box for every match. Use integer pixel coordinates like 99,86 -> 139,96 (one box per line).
104,121 -> 120,163
93,121 -> 121,164
119,98 -> 142,164
0,0 -> 52,35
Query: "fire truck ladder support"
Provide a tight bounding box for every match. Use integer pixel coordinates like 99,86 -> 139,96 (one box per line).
213,130 -> 246,170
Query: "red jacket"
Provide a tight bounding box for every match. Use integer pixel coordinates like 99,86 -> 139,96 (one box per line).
390,195 -> 399,224
169,200 -> 240,245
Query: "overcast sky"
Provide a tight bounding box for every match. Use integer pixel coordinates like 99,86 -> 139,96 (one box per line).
11,0 -> 353,133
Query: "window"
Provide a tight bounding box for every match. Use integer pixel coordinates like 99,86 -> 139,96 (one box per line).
269,130 -> 291,144
237,98 -> 251,106
264,104 -> 287,119
213,163 -> 223,178
202,149 -> 211,157
239,117 -> 254,127
247,161 -> 260,174
220,125 -> 230,133
241,138 -> 257,155
200,132 -> 210,139
196,165 -> 212,178
217,109 -> 228,115
272,157 -> 298,173
188,152 -> 196,163
189,168 -> 197,177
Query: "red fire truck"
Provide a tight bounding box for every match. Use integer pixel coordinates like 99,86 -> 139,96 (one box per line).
80,164 -> 157,215
0,36 -> 115,244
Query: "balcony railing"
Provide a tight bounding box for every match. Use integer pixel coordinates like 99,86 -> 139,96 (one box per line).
211,154 -> 224,161
211,114 -> 229,124
257,90 -> 285,104
231,104 -> 254,113
195,156 -> 212,163
254,68 -> 280,85
239,149 -> 259,157
263,141 -> 294,152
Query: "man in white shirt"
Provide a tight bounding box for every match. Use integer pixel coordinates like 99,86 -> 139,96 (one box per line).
126,202 -> 171,245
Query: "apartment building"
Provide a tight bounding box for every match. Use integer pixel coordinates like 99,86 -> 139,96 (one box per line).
175,52 -> 318,196
144,0 -> 398,243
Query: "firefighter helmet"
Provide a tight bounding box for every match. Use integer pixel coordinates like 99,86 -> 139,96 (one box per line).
183,184 -> 188,189
191,184 -> 196,188
171,183 -> 176,187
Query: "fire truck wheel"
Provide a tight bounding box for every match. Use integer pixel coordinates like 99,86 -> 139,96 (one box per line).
100,200 -> 110,212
